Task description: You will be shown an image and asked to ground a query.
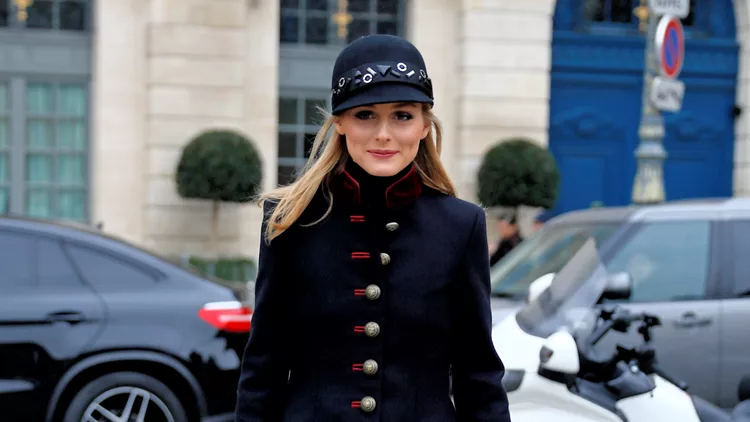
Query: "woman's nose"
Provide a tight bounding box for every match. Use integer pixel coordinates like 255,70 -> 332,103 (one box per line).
374,121 -> 391,142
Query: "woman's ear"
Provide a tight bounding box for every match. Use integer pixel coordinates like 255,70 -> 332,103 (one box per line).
420,121 -> 431,140
334,116 -> 345,136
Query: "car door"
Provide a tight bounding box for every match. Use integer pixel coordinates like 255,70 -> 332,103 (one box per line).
0,229 -> 106,421
716,217 -> 750,408
597,218 -> 722,403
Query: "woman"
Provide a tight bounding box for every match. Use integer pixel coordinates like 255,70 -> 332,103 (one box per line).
235,34 -> 511,422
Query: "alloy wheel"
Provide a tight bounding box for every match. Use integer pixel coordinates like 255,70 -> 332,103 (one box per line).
81,385 -> 175,422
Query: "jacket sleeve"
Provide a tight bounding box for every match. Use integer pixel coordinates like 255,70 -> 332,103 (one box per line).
235,202 -> 290,422
451,208 -> 511,422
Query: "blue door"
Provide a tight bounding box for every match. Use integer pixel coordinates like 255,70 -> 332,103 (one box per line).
549,0 -> 739,215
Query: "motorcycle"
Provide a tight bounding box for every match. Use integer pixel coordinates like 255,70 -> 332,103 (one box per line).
492,238 -> 750,422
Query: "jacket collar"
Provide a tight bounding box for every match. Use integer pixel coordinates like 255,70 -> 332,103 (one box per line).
333,162 -> 423,209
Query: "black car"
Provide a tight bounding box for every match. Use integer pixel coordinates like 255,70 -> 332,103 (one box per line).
0,216 -> 252,422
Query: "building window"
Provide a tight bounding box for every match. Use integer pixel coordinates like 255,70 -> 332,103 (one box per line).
0,0 -> 90,31
0,79 -> 89,222
277,95 -> 329,185
581,0 -> 705,33
25,82 -> 88,220
280,0 -> 404,45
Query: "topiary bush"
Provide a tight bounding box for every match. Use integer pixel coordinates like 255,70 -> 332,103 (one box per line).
186,256 -> 257,283
477,137 -> 560,210
176,129 -> 263,251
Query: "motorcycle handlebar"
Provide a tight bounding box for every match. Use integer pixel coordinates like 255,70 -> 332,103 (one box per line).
585,309 -> 690,391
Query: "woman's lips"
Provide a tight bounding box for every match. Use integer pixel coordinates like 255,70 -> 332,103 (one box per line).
368,150 -> 398,159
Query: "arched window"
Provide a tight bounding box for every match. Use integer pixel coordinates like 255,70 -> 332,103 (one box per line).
579,0 -> 708,36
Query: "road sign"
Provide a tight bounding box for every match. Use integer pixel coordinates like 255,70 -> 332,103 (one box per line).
650,76 -> 685,112
655,15 -> 685,79
650,0 -> 690,18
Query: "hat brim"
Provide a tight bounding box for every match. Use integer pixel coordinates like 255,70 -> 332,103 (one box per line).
332,83 -> 433,115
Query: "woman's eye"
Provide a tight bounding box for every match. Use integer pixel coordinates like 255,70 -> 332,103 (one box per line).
395,112 -> 413,121
354,111 -> 374,120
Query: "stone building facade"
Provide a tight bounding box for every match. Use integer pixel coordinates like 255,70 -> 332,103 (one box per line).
2,0 -> 748,260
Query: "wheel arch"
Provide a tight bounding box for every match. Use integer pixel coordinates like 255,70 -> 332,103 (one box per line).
45,350 -> 208,422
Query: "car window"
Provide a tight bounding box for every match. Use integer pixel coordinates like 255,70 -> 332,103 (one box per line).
490,222 -> 621,298
0,231 -> 35,288
38,237 -> 83,287
66,244 -> 159,290
605,220 -> 711,303
727,220 -> 750,297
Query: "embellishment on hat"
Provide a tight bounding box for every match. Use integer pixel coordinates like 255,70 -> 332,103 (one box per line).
331,61 -> 433,103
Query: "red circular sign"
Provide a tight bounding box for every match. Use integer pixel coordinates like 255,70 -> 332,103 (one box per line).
657,16 -> 685,79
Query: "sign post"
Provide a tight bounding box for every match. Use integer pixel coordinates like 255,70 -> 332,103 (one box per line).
631,0 -> 690,205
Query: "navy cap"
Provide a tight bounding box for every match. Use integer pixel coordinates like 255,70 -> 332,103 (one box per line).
330,34 -> 434,115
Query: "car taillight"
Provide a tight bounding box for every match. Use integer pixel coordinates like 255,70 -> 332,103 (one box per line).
198,301 -> 253,333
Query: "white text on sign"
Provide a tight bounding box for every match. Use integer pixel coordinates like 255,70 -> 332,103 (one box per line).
650,0 -> 690,18
650,76 -> 685,112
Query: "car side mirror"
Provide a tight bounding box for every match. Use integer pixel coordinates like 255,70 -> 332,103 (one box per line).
602,272 -> 632,301
527,273 -> 555,303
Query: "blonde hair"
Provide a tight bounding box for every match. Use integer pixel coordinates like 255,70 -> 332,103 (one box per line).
259,104 -> 456,243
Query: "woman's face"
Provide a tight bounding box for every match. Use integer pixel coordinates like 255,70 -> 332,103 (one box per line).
334,102 -> 430,177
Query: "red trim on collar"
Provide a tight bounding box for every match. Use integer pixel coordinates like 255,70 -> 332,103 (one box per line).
334,165 -> 423,208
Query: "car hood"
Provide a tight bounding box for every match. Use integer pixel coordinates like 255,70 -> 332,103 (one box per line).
490,297 -> 524,326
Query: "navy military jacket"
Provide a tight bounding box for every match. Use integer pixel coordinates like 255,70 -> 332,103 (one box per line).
235,163 -> 511,422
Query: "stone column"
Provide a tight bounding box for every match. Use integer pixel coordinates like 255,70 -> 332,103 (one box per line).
456,0 -> 555,201
240,0 -> 281,259
407,0 -> 461,183
91,0 -> 148,245
145,0 -> 278,259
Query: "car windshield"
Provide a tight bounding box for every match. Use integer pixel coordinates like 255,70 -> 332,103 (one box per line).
489,222 -> 621,299
515,237 -> 609,340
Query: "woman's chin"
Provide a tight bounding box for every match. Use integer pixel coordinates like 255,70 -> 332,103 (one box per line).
360,161 -> 408,177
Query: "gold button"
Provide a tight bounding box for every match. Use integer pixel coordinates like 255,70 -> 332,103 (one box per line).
360,396 -> 376,412
380,253 -> 391,266
365,284 -> 381,300
364,322 -> 380,337
385,222 -> 399,231
363,359 -> 379,375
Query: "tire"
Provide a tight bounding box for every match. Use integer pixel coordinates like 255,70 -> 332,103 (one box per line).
63,371 -> 188,422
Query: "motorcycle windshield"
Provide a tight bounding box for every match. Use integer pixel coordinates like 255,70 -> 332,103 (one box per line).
515,237 -> 609,340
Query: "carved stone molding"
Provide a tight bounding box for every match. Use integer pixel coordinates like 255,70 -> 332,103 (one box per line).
664,112 -> 725,142
550,107 -> 626,140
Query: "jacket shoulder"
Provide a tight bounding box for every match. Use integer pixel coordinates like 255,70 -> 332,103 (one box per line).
421,189 -> 486,228
260,198 -> 281,224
